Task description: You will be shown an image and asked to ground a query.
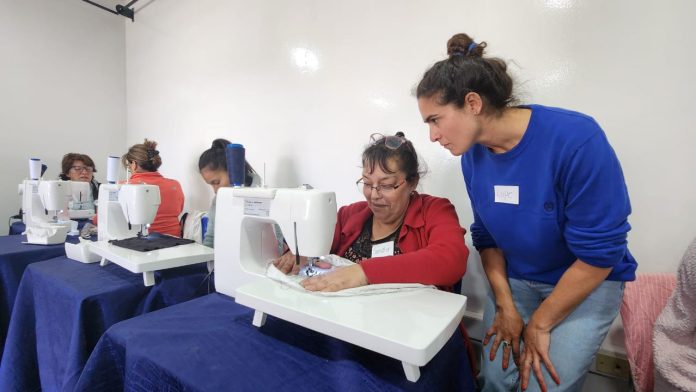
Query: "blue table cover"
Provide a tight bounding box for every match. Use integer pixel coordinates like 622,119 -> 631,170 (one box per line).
0,256 -> 213,392
75,293 -> 476,392
0,235 -> 67,357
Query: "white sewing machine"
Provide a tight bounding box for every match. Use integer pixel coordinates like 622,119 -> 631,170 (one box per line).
20,180 -> 66,225
77,183 -> 214,286
66,181 -> 95,219
215,186 -> 467,382
19,179 -> 94,221
214,186 -> 337,295
95,183 -> 160,241
19,180 -> 73,244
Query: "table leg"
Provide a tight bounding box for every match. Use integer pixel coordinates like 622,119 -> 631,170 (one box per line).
252,310 -> 267,327
402,361 -> 421,382
142,271 -> 155,286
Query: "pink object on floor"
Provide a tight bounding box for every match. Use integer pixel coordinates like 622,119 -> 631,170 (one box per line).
653,238 -> 696,392
620,273 -> 676,392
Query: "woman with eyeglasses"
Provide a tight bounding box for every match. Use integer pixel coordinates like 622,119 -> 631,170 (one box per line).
416,33 -> 638,392
120,139 -> 185,237
59,153 -> 100,211
274,132 -> 469,293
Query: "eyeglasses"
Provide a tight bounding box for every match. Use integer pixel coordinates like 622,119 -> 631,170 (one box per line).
70,166 -> 94,173
356,179 -> 406,195
370,133 -> 406,150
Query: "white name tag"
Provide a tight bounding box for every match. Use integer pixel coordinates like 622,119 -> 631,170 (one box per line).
371,241 -> 394,258
494,185 -> 519,205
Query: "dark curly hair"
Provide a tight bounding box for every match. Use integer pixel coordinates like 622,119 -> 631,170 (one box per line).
362,132 -> 424,184
416,33 -> 516,115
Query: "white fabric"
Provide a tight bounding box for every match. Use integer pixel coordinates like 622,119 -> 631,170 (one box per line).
265,254 -> 435,297
653,237 -> 696,392
23,222 -> 70,244
182,210 -> 207,244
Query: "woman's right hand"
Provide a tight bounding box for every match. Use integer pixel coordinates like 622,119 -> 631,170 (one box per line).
272,250 -> 306,275
483,305 -> 525,370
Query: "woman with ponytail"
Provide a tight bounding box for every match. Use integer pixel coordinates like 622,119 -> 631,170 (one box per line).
198,138 -> 260,248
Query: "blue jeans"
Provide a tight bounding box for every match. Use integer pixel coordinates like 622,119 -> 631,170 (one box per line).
479,278 -> 624,392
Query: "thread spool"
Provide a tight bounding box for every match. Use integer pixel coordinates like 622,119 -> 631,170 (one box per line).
225,144 -> 246,187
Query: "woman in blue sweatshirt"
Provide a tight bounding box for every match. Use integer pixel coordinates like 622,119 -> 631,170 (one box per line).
416,33 -> 637,392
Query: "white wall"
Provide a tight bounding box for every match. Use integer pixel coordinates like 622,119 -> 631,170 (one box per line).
0,0 -> 126,234
124,0 -> 696,366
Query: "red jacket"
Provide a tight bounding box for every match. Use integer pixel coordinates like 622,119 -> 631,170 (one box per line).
331,193 -> 468,286
125,172 -> 184,237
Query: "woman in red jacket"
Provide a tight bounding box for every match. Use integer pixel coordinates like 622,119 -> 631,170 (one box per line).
121,139 -> 184,237
274,132 -> 469,292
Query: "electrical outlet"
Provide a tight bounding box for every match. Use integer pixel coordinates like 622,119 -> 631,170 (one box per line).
595,353 -> 630,379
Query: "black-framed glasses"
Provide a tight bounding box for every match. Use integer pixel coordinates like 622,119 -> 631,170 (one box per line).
370,133 -> 406,150
70,166 -> 94,173
356,179 -> 406,195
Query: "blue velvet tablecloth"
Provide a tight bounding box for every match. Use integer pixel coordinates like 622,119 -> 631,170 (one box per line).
74,293 -> 475,392
0,256 -> 213,392
0,235 -> 67,357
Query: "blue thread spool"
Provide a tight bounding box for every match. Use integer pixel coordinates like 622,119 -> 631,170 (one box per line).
225,143 -> 245,187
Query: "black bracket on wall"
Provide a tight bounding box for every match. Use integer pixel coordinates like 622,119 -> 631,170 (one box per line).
81,0 -> 139,22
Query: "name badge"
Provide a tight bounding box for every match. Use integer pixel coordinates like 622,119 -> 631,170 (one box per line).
371,241 -> 394,258
494,185 -> 519,205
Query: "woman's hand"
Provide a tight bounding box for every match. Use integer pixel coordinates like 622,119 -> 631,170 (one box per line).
300,264 -> 368,292
520,317 -> 560,392
272,250 -> 307,275
483,306 -> 524,370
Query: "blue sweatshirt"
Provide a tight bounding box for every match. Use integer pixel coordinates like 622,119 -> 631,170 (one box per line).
462,105 -> 637,284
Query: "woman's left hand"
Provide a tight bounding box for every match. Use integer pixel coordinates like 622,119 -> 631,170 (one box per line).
519,318 -> 560,392
272,250 -> 306,275
300,264 -> 368,292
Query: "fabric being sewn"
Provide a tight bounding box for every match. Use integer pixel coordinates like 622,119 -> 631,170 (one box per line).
265,254 -> 434,297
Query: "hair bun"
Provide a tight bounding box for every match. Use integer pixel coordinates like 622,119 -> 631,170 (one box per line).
447,33 -> 485,58
395,131 -> 406,138
143,139 -> 157,147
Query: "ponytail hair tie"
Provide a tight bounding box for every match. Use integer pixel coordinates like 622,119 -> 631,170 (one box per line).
467,42 -> 478,54
146,149 -> 159,159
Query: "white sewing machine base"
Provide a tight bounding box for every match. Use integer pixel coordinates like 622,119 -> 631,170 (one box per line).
68,209 -> 95,219
88,240 -> 214,286
235,279 -> 467,382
